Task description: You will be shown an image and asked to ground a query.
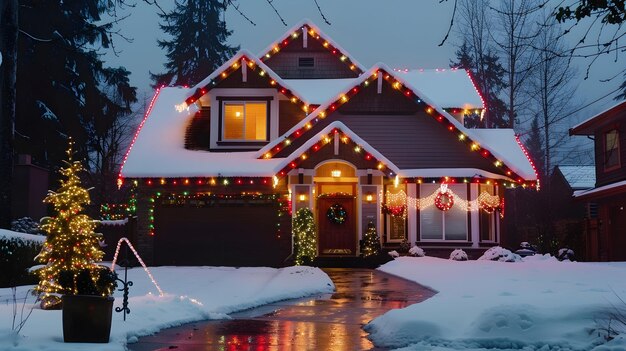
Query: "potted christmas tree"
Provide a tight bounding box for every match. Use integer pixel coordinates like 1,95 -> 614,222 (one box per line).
34,139 -> 117,343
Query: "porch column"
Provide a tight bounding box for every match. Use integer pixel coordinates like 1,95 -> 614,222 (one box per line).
470,183 -> 480,247
407,183 -> 417,245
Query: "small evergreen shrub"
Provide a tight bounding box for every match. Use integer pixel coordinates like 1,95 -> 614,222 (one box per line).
11,217 -> 42,235
388,250 -> 400,258
399,238 -> 411,253
362,221 -> 381,257
557,248 -> 575,261
479,246 -> 522,262
293,208 -> 316,266
449,249 -> 468,261
0,237 -> 43,287
409,246 -> 425,257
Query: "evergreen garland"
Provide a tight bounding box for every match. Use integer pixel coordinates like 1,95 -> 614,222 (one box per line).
362,221 -> 381,258
293,208 -> 316,266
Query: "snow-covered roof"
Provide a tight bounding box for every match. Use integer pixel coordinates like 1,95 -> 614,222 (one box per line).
570,99 -> 626,135
556,165 -> 595,190
257,63 -> 537,182
397,168 -> 522,181
283,69 -> 484,108
184,49 -> 309,106
574,180 -> 626,199
257,19 -> 366,73
393,68 -> 484,109
120,87 -> 282,178
282,78 -> 356,105
470,129 -> 538,181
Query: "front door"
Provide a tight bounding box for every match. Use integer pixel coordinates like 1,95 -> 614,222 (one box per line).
317,196 -> 356,255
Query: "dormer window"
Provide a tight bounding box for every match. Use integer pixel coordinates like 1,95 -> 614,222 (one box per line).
604,129 -> 620,170
219,99 -> 270,142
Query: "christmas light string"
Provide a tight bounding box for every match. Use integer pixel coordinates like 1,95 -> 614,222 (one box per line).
110,237 -> 164,296
384,185 -> 504,219
118,87 -> 163,187
256,67 -> 538,188
259,22 -> 364,75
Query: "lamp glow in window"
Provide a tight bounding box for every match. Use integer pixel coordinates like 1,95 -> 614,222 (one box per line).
222,101 -> 267,141
365,193 -> 374,203
331,170 -> 341,177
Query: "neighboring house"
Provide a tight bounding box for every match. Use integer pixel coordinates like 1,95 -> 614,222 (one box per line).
548,165 -> 595,258
119,20 -> 538,266
570,100 -> 626,261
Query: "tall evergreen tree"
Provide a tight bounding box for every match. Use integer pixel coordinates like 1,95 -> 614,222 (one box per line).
151,0 -> 239,87
451,41 -> 508,128
16,1 -> 137,202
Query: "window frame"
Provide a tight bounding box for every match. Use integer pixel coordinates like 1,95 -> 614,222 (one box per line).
603,128 -> 621,172
478,184 -> 498,243
217,97 -> 272,144
418,184 -> 469,242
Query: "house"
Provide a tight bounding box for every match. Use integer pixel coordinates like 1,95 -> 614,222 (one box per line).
570,100 -> 626,261
119,20 -> 538,266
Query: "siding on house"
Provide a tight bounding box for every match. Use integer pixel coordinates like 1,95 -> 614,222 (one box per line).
263,34 -> 359,79
185,107 -> 211,150
594,120 -> 626,187
274,81 -> 504,175
279,100 -> 307,135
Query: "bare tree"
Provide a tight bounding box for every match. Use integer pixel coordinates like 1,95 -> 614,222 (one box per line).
490,0 -> 542,129
530,13 -> 579,179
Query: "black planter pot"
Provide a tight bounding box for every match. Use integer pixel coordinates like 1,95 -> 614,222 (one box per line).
62,295 -> 114,343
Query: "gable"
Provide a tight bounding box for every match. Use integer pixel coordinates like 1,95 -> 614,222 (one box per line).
257,66 -> 538,186
259,22 -> 362,79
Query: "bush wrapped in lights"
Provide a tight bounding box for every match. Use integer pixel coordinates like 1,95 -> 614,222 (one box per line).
293,208 -> 316,266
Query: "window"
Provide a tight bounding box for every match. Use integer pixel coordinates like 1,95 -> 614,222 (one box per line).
385,185 -> 407,242
479,185 -> 496,242
298,57 -> 315,68
420,184 -> 468,241
222,101 -> 268,141
604,129 -> 620,170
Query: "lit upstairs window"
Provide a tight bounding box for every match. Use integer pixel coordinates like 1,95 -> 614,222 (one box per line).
222,102 -> 268,141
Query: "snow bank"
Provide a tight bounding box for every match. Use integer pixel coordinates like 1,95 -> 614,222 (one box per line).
478,246 -> 521,262
0,229 -> 45,244
0,265 -> 333,351
367,257 -> 626,350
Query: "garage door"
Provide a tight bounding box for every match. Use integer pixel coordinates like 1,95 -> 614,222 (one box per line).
153,196 -> 292,266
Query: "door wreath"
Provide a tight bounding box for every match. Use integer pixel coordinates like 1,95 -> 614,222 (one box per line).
327,203 -> 347,224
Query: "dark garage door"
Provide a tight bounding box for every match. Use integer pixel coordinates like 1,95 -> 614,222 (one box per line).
153,198 -> 291,266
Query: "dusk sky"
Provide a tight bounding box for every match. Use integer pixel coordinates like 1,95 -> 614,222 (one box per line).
103,0 -> 626,164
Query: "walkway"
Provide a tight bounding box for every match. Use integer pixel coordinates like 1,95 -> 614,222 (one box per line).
129,268 -> 435,351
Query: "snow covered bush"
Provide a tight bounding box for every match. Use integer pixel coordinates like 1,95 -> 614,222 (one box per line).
10,217 -> 42,235
408,245 -> 425,257
515,241 -> 537,257
388,250 -> 399,258
0,233 -> 43,287
479,246 -> 522,262
557,248 -> 575,261
449,249 -> 468,261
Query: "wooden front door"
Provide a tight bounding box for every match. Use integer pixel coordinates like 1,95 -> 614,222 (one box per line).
317,196 -> 356,255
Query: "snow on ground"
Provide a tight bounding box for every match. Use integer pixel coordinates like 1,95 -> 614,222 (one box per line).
0,229 -> 46,244
367,256 -> 626,351
0,265 -> 334,351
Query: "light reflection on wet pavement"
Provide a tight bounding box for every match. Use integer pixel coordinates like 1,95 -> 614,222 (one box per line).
129,268 -> 435,351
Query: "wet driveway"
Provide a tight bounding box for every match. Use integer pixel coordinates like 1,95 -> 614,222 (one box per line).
129,268 -> 436,351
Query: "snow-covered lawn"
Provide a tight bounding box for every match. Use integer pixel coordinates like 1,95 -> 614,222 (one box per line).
367,256 -> 626,351
0,265 -> 334,351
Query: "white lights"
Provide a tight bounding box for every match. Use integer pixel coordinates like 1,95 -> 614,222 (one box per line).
331,170 -> 341,178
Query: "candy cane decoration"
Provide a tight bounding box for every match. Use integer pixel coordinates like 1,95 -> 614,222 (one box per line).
110,237 -> 164,296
